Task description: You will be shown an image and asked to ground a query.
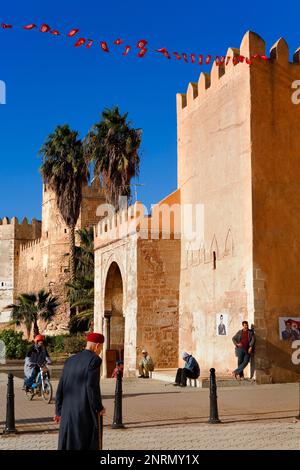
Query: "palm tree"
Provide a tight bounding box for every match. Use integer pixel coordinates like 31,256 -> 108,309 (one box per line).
84,106 -> 141,210
74,227 -> 94,277
7,295 -> 35,339
66,227 -> 95,331
40,124 -> 89,281
8,289 -> 59,338
66,275 -> 94,328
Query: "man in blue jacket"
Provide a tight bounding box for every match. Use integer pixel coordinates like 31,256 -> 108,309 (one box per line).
173,351 -> 200,387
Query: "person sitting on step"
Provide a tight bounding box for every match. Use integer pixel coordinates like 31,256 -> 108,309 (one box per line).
173,351 -> 200,387
138,349 -> 154,378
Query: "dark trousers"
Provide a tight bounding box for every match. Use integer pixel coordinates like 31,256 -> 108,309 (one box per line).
175,368 -> 198,386
234,348 -> 250,377
24,367 -> 38,388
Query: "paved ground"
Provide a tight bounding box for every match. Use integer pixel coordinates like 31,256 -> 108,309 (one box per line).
0,373 -> 300,450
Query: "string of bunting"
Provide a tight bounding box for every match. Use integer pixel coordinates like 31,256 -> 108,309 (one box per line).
0,21 -> 270,65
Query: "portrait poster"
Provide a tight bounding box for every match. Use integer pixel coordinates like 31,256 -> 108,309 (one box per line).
278,317 -> 300,341
216,313 -> 228,336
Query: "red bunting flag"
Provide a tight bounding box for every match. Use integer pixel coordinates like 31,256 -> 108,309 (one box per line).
122,45 -> 131,56
216,56 -> 226,65
40,24 -> 51,33
137,39 -> 147,49
138,48 -> 147,57
23,24 -> 36,30
100,41 -> 109,52
0,21 -> 258,67
156,48 -> 171,59
260,55 -> 269,61
75,38 -> 86,47
182,53 -> 188,63
68,28 -> 79,37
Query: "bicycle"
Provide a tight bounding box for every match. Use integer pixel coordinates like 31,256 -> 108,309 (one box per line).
25,363 -> 53,404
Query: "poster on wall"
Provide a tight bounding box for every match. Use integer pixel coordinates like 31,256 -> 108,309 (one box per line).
278,317 -> 300,341
216,313 -> 228,336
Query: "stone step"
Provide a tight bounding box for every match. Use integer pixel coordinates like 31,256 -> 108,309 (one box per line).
151,369 -> 255,388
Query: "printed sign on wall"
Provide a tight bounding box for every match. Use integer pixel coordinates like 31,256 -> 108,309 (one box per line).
216,313 -> 228,336
278,317 -> 300,341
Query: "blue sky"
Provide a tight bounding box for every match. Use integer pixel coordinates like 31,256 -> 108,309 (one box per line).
0,0 -> 298,219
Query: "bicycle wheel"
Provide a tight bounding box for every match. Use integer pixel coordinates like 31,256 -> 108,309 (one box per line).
42,379 -> 53,404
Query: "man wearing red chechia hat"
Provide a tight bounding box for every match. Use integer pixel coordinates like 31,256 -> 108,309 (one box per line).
54,332 -> 105,450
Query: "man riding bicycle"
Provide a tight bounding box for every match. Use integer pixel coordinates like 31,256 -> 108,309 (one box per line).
24,334 -> 51,390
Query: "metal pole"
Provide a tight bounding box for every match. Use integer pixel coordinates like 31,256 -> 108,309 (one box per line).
208,368 -> 221,424
112,369 -> 125,429
98,414 -> 103,450
296,382 -> 300,420
3,374 -> 17,434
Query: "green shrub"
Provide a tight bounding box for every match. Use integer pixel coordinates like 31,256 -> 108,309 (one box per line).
46,335 -> 67,353
64,334 -> 86,354
0,329 -> 29,359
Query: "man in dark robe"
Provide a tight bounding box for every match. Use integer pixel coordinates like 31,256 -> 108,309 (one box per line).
54,332 -> 105,450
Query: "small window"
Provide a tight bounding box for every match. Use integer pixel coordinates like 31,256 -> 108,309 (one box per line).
1,282 -> 4,287
64,229 -> 67,234
213,251 -> 217,270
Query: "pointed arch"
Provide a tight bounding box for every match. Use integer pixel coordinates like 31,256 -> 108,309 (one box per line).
225,228 -> 234,255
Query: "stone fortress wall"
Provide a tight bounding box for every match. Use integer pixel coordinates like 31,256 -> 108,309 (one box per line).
0,180 -> 106,335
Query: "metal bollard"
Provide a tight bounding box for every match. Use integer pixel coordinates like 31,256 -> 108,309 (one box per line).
3,373 -> 17,434
208,368 -> 221,424
296,382 -> 300,420
112,369 -> 125,429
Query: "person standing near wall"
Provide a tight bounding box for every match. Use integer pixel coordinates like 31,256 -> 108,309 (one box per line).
232,321 -> 255,379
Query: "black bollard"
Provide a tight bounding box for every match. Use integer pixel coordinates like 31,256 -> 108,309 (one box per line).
3,373 -> 17,434
208,368 -> 221,424
112,369 -> 125,429
296,382 -> 300,420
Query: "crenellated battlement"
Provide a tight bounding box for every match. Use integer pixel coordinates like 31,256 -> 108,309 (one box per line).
177,31 -> 300,116
94,190 -> 181,249
95,201 -> 148,247
0,216 -> 41,228
20,237 -> 42,252
82,178 -> 104,197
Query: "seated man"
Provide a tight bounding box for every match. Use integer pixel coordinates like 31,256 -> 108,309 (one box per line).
138,349 -> 154,378
24,334 -> 51,389
174,351 -> 200,387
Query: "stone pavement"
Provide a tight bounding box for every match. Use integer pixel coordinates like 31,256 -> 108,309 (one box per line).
0,373 -> 300,450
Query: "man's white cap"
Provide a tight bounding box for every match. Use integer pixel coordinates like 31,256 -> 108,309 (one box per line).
142,349 -> 147,353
